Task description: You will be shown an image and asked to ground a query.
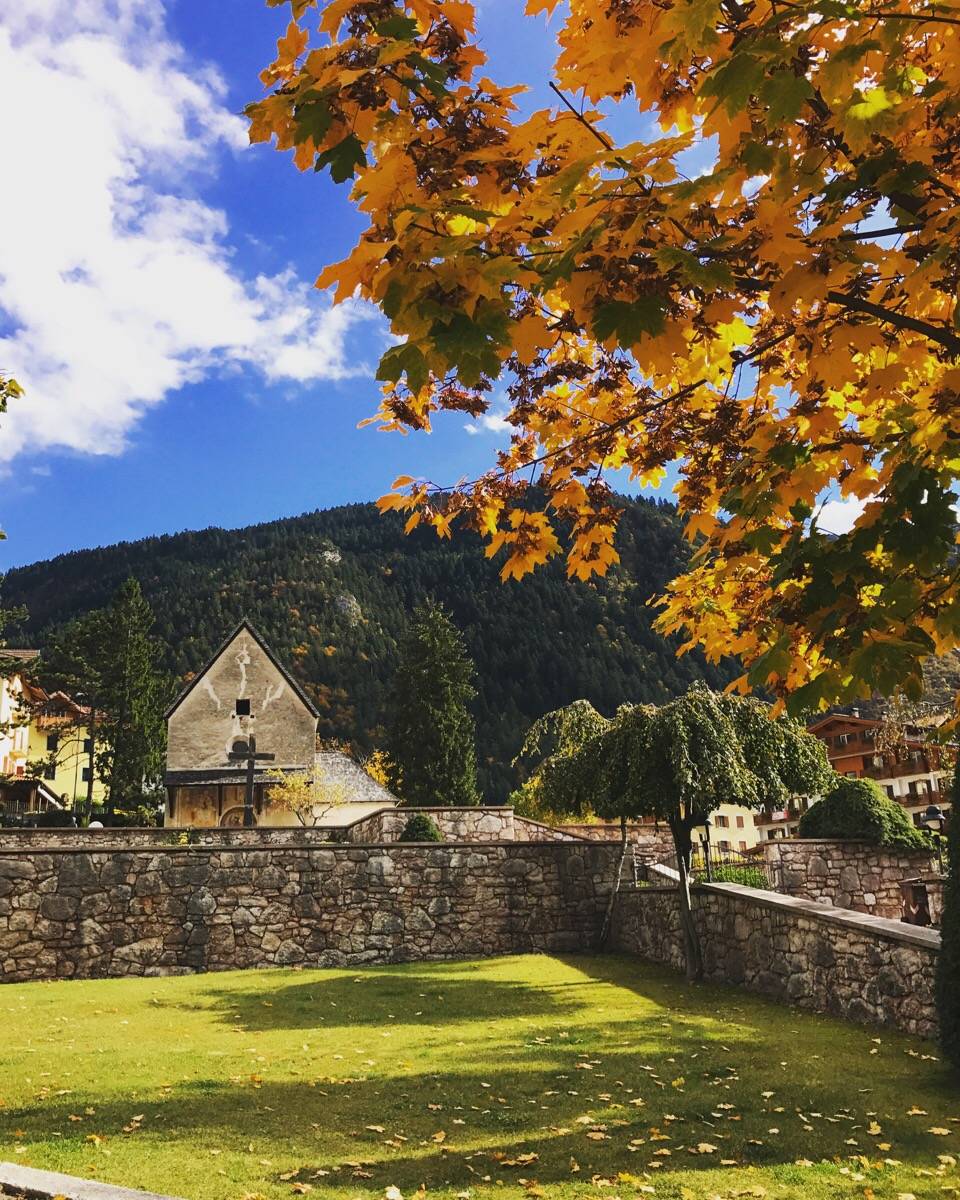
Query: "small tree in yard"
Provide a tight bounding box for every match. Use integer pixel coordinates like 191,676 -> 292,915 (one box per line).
266,764 -> 348,826
386,603 -> 478,807
538,687 -> 833,980
937,756 -> 960,1073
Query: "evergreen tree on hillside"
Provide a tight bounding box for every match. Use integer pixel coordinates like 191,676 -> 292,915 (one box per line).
4,496 -> 740,800
386,603 -> 478,807
42,579 -> 169,808
937,756 -> 960,1071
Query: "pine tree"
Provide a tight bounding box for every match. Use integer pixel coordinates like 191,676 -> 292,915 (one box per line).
936,755 -> 960,1071
42,579 -> 169,809
386,603 -> 478,807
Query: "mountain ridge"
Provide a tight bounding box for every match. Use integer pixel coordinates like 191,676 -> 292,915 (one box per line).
1,496 -> 736,799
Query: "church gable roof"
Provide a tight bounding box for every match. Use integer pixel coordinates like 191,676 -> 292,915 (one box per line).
164,618 -> 320,721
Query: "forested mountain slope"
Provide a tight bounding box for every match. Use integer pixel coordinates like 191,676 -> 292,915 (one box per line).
2,497 -> 735,799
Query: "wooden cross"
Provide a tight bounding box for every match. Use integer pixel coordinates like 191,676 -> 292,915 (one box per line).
227,734 -> 275,828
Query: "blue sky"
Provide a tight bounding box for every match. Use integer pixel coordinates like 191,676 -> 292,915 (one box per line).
0,1 -> 583,569
0,1 -> 862,571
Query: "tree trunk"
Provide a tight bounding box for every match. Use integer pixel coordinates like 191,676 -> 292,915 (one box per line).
599,814 -> 630,947
669,815 -> 704,982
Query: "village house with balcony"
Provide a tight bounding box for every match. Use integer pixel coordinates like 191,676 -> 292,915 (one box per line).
754,710 -> 954,840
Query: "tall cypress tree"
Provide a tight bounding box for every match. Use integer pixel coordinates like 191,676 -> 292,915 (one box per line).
386,603 -> 478,807
936,755 -> 960,1070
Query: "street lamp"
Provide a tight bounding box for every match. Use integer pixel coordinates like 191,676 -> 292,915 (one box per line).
921,803 -> 946,873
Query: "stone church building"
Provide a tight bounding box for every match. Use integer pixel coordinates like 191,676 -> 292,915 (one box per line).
164,619 -> 396,827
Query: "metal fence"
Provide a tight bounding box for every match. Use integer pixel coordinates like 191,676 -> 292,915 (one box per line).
658,845 -> 771,889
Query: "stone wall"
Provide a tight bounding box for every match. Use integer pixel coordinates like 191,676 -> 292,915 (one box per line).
341,807 -> 515,843
0,841 -> 620,982
0,809 -> 587,851
611,882 -> 940,1038
0,827 -> 343,851
340,808 -> 585,843
558,823 -> 675,861
762,839 -> 936,918
513,817 -> 585,843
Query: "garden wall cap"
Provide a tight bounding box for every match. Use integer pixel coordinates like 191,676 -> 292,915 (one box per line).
0,1163 -> 185,1200
702,881 -> 941,949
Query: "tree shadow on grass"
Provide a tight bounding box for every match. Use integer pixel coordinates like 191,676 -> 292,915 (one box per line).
3,1002 -> 956,1198
192,959 -> 586,1032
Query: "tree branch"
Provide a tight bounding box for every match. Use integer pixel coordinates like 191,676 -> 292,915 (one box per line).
548,81 -> 614,152
825,291 -> 960,355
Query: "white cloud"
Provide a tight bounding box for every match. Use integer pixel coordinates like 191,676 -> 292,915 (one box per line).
0,0 -> 373,464
817,495 -> 867,535
464,409 -> 512,436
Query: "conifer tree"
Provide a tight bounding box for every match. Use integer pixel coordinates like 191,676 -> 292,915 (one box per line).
386,603 -> 478,807
936,756 -> 960,1071
42,579 -> 169,809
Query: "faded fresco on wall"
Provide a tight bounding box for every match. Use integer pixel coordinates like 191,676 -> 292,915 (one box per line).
166,623 -> 317,775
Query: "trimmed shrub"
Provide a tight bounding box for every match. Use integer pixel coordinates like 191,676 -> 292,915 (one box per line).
937,757 -> 960,1071
798,775 -> 934,851
398,813 -> 443,843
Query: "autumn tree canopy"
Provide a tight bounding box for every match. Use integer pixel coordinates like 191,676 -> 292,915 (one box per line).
250,0 -> 960,715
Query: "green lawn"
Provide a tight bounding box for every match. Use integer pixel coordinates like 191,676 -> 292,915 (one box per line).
0,955 -> 957,1200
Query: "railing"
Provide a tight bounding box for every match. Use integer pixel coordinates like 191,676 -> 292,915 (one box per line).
659,846 -> 771,889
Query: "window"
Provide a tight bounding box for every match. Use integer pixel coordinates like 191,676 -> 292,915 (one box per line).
753,814 -> 762,826
718,839 -> 731,852
884,786 -> 895,799
46,733 -> 59,752
168,792 -> 177,819
738,840 -> 747,851
736,815 -> 744,829
235,698 -> 251,716
82,738 -> 93,754
81,767 -> 91,782
714,814 -> 728,828
43,763 -> 56,781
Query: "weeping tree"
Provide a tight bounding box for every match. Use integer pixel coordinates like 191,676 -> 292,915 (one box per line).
537,687 -> 833,980
511,699 -> 611,823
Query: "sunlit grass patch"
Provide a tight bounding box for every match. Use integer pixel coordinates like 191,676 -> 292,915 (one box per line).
0,955 -> 957,1200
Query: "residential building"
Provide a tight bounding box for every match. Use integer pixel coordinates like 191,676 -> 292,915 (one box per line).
164,618 -> 398,827
25,689 -> 107,808
755,711 -> 953,839
706,802 -> 769,852
0,648 -> 38,781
